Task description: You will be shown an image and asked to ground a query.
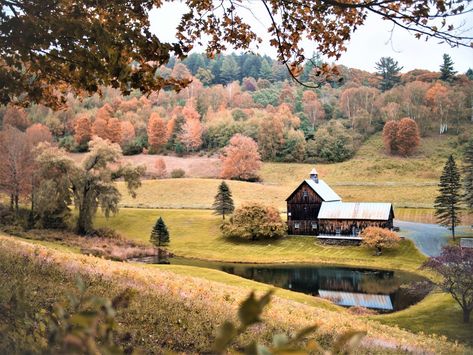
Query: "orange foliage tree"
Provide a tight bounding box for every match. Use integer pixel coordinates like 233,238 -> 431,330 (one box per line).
3,106 -> 30,131
302,90 -> 325,129
179,118 -> 203,151
382,120 -> 399,155
107,117 -> 122,144
26,123 -> 52,146
147,112 -> 168,152
220,134 -> 261,181
92,103 -> 114,140
154,157 -> 167,178
120,121 -> 136,144
361,227 -> 401,255
396,117 -> 420,156
74,114 -> 92,145
425,82 -> 452,134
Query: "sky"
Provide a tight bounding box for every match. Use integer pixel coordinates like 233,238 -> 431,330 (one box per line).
149,2 -> 473,73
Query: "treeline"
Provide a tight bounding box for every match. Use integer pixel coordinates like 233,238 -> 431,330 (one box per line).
0,53 -> 472,164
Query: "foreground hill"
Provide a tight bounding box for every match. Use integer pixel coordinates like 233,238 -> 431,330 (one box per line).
0,235 -> 468,354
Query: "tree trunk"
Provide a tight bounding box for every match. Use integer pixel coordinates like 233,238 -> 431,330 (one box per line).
463,308 -> 471,323
222,211 -> 225,220
375,245 -> 382,256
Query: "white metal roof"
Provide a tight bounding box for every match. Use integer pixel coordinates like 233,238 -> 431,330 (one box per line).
318,202 -> 393,220
310,168 -> 318,175
304,179 -> 341,202
318,290 -> 393,310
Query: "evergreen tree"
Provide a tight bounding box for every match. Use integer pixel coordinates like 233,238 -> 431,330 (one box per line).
150,217 -> 170,246
375,57 -> 403,92
259,59 -> 273,81
466,68 -> 473,81
464,139 -> 473,210
220,55 -> 240,84
440,53 -> 457,82
212,181 -> 235,220
434,155 -> 463,239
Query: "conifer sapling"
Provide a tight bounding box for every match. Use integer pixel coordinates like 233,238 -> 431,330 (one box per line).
212,181 -> 235,220
150,217 -> 170,246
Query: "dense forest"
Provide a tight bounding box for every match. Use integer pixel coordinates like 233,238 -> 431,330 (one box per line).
1,52 -> 472,165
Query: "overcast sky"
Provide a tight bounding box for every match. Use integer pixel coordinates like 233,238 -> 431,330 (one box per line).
150,2 -> 473,73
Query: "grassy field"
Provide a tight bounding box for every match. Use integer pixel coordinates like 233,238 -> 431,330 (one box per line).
375,292 -> 473,346
95,208 -> 427,273
114,134 -> 473,223
0,235 -> 468,353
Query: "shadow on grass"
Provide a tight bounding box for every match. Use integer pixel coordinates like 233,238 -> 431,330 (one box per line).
221,235 -> 287,246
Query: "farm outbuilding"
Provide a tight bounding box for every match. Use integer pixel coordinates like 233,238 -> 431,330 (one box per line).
286,168 -> 394,237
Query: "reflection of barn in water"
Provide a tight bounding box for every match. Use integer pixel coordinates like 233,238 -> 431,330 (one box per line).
221,265 -> 420,311
286,168 -> 394,238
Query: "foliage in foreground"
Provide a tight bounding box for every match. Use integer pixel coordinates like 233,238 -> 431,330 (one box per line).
221,203 -> 286,241
214,290 -> 366,354
361,227 -> 401,256
424,245 -> 473,323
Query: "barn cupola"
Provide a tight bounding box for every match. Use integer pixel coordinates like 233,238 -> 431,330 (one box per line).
309,167 -> 319,183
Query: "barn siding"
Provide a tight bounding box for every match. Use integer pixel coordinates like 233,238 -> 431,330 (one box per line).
287,182 -> 323,235
318,218 -> 393,235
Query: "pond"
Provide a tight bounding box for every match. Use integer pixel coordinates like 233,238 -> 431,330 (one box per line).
132,256 -> 430,312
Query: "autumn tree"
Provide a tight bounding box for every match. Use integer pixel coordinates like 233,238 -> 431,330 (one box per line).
435,155 -> 463,239
179,118 -> 203,151
361,227 -> 401,256
221,203 -> 286,240
220,134 -> 261,181
258,114 -> 285,160
396,118 -> 420,156
154,158 -> 167,178
383,120 -> 399,155
35,137 -> 145,235
147,113 -> 168,152
425,82 -> 452,134
92,104 -> 114,140
212,181 -> 235,220
26,123 -> 52,146
375,57 -> 403,91
440,53 -> 457,82
424,246 -> 473,323
107,117 -> 122,144
120,121 -> 136,145
73,114 -> 92,146
3,106 -> 30,131
302,90 -> 325,129
0,126 -> 33,212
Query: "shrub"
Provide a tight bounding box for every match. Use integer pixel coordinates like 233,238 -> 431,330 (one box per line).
361,227 -> 401,255
170,168 -> 185,178
121,139 -> 143,155
221,203 -> 286,240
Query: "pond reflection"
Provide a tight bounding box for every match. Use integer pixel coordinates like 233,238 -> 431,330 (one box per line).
133,256 -> 429,312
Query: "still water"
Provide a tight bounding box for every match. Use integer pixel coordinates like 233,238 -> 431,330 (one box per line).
133,256 -> 429,312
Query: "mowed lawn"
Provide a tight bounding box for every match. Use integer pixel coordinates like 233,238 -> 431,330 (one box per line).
95,208 -> 426,272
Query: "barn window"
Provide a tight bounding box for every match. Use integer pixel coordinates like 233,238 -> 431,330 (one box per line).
336,227 -> 341,236
294,223 -> 300,229
303,190 -> 308,201
311,222 -> 317,230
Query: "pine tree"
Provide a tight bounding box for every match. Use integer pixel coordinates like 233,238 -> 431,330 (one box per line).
434,155 -> 462,239
466,68 -> 473,81
440,53 -> 457,82
212,181 -> 235,220
150,217 -> 170,246
464,139 -> 473,210
375,57 -> 403,92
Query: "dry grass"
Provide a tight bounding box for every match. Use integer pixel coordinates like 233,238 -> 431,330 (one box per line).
0,235 -> 467,354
